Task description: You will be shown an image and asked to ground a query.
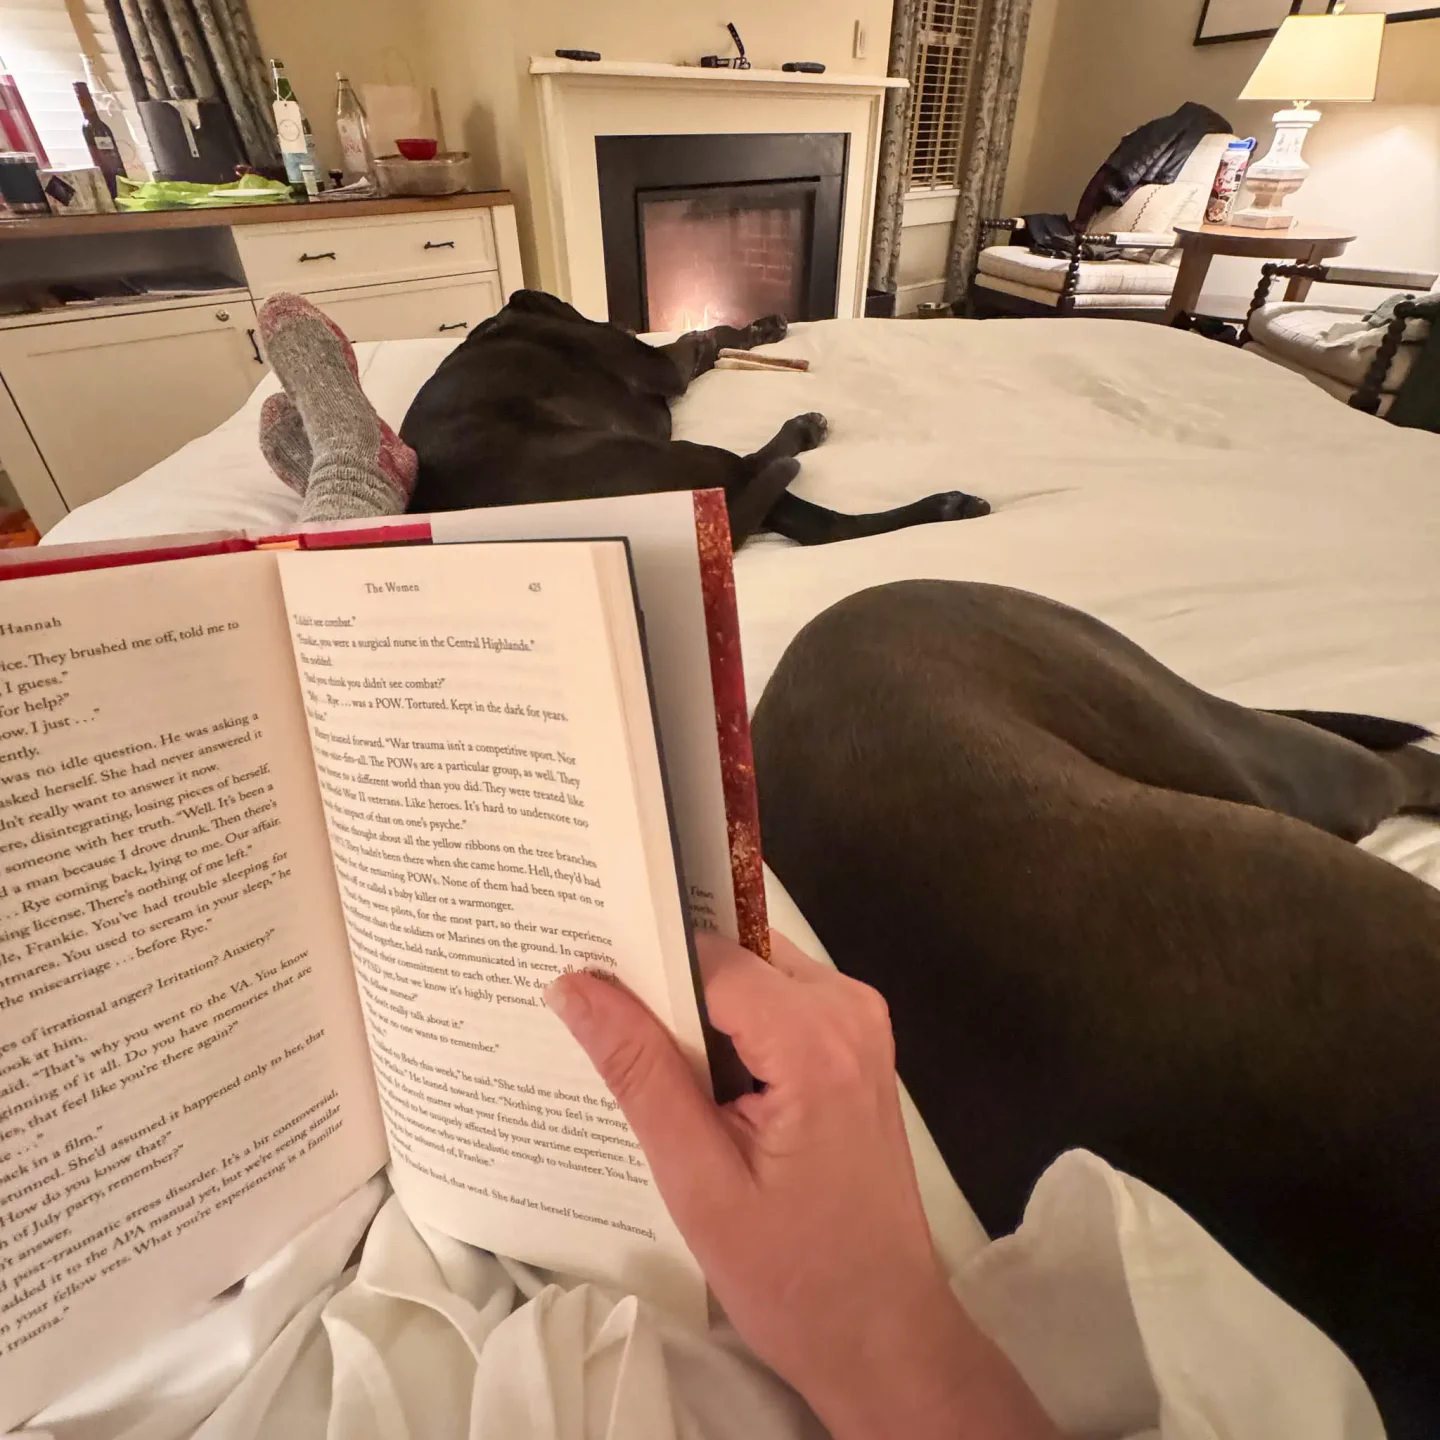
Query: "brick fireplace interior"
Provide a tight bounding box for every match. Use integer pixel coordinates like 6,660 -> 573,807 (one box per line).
595,133 -> 847,333
640,190 -> 806,332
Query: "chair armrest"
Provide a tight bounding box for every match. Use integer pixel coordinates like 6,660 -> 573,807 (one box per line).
1323,265 -> 1438,290
1107,231 -> 1178,250
979,216 -> 1021,239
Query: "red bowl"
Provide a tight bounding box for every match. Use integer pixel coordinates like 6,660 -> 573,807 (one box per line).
395,137 -> 438,161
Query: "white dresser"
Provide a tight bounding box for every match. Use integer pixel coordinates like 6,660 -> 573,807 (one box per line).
0,193 -> 523,533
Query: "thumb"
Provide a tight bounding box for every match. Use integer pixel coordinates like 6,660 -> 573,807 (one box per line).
545,971 -> 745,1222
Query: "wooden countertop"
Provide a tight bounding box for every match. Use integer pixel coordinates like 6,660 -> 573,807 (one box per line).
0,189 -> 514,242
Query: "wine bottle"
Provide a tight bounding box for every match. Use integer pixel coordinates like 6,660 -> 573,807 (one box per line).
73,81 -> 123,197
334,74 -> 372,184
82,56 -> 144,180
270,59 -> 321,190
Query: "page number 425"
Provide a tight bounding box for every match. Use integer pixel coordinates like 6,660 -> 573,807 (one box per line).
529,582 -> 542,592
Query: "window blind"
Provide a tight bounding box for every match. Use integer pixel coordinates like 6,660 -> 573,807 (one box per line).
0,0 -> 143,171
904,0 -> 984,191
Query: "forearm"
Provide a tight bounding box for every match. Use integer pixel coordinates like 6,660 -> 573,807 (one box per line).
798,1281 -> 1060,1440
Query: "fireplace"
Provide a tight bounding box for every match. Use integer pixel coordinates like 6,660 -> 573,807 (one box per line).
596,133 -> 847,332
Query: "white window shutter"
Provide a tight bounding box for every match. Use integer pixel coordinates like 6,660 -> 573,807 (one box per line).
0,0 -> 144,173
905,0 -> 984,191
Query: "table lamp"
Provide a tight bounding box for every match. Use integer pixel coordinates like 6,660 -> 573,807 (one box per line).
1232,7 -> 1385,230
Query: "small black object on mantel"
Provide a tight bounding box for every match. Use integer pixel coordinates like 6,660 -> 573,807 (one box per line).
700,21 -> 752,69
554,49 -> 601,61
782,61 -> 826,73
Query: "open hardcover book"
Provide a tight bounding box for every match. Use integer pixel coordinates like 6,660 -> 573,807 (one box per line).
0,491 -> 764,1426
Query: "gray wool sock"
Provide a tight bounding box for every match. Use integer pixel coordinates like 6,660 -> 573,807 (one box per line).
259,392 -> 312,494
257,294 -> 418,525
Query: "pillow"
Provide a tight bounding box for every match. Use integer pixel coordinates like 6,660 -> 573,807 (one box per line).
1089,181 -> 1201,243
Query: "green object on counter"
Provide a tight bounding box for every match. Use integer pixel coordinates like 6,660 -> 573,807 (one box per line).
115,173 -> 293,211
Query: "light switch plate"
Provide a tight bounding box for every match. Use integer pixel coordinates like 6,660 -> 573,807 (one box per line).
853,19 -> 867,58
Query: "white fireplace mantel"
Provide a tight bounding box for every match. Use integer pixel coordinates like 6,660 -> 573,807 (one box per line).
527,58 -> 907,325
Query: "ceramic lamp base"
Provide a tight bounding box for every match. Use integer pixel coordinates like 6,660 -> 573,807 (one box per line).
1231,104 -> 1318,231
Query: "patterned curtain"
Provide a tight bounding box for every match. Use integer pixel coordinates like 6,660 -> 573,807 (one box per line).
944,0 -> 1033,306
867,0 -> 921,298
101,0 -> 280,168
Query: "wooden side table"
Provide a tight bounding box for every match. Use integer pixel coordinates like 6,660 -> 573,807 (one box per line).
1165,223 -> 1356,325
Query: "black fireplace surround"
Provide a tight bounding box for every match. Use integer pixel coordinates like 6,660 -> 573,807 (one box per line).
595,132 -> 848,332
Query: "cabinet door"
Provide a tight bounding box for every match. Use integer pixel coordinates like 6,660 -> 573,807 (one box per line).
0,301 -> 267,512
302,274 -> 503,342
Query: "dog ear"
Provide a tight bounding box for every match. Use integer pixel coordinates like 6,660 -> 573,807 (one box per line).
505,289 -> 591,326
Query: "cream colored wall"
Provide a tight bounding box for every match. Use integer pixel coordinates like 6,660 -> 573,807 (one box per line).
1001,0 -> 1059,215
417,0 -> 896,285
1006,1 -> 1440,302
248,0 -> 437,173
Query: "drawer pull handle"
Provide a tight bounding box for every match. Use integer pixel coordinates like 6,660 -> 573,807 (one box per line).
424,239 -> 457,250
247,328 -> 263,365
299,250 -> 337,262
438,321 -> 469,332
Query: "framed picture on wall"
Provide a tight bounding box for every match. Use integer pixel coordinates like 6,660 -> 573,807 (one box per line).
1339,0 -> 1440,20
1195,0 -> 1439,44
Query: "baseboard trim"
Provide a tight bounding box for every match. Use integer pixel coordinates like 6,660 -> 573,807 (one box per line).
895,279 -> 948,315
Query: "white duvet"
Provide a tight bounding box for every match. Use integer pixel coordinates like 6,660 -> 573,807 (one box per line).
29,318 -> 1440,1440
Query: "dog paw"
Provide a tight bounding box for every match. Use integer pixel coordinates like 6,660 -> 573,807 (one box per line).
787,412 -> 829,452
748,314 -> 789,346
933,491 -> 991,521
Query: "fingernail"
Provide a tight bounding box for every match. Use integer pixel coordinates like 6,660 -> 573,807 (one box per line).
545,976 -> 590,1030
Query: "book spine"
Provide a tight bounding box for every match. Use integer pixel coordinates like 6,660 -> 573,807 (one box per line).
691,490 -> 769,959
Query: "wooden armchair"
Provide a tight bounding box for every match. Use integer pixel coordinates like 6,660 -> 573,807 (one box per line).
968,219 -> 1181,318
1243,262 -> 1440,420
967,131 -> 1234,320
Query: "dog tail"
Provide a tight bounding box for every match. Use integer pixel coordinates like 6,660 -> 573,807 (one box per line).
1266,709 -> 1433,752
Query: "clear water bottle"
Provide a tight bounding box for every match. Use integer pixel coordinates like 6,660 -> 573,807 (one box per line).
335,74 -> 373,185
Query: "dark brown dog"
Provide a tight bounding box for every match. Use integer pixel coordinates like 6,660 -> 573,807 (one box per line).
400,290 -> 990,546
752,579 -> 1440,1440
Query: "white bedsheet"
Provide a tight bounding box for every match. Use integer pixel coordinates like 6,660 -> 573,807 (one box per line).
31,317 -> 1437,1439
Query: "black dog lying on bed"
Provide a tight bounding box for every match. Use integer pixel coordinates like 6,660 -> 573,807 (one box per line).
399,290 -> 990,546
753,580 -> 1440,1440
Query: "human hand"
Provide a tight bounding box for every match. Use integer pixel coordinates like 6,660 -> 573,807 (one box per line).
545,931 -> 1058,1440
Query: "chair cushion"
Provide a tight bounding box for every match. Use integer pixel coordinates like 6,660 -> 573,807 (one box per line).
976,246 -> 1178,297
1246,342 -> 1394,415
1248,301 -> 1423,392
976,274 -> 1171,311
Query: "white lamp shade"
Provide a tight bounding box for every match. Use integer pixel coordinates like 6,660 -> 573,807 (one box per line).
1239,13 -> 1385,102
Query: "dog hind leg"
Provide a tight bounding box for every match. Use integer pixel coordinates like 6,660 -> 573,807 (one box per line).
763,490 -> 992,546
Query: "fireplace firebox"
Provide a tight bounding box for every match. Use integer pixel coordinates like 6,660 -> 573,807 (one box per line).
595,133 -> 847,332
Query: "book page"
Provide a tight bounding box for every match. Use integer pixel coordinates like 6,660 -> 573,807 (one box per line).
276,541 -> 708,1322
429,493 -> 755,943
0,552 -> 386,1428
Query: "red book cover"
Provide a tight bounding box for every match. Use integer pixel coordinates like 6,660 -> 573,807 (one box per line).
0,532 -> 253,581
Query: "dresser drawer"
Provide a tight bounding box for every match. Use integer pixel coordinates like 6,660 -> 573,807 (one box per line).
237,210 -> 497,297
302,274 -> 503,342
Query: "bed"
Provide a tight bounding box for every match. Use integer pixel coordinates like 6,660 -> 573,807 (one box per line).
28,318 -> 1439,1440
